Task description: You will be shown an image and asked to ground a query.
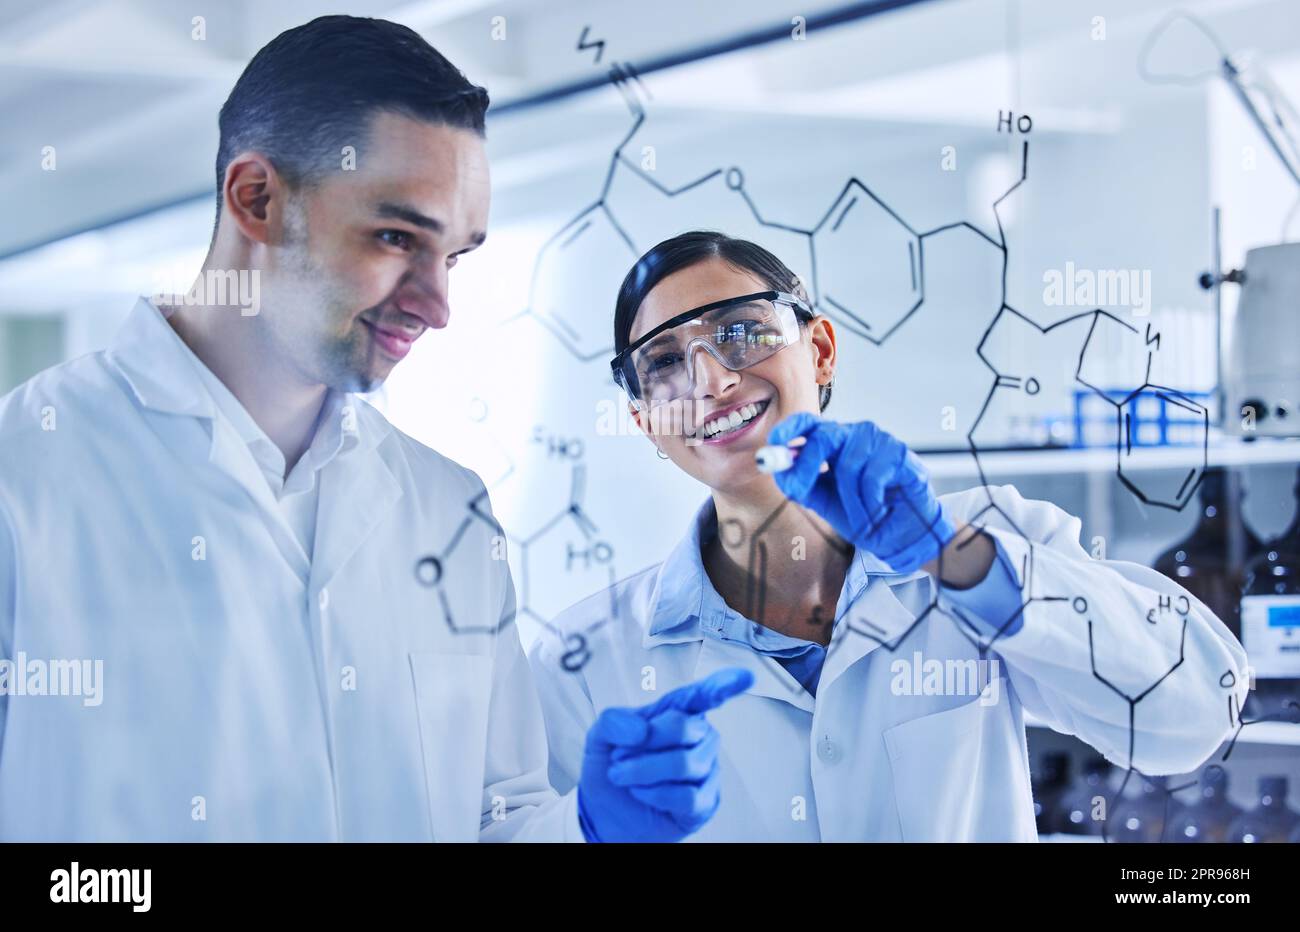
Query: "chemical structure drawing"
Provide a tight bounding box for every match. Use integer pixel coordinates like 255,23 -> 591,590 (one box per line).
737,498 -> 851,627
807,180 -> 923,341
1051,590 -> 1299,842
728,493 -> 991,701
526,54 -> 1206,519
413,509 -> 511,636
513,33 -> 1038,360
507,49 -> 705,362
470,455 -> 617,639
726,483 -> 1292,843
1072,592 -> 1190,766
966,304 -> 1210,514
411,413 -> 621,669
508,27 -> 1208,666
1075,315 -> 1210,511
1221,669 -> 1300,761
407,29 -> 1289,842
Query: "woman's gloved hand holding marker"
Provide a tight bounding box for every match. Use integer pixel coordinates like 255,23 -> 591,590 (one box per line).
762,414 -> 996,586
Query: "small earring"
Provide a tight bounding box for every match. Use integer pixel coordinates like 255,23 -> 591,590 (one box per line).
656,448 -> 670,460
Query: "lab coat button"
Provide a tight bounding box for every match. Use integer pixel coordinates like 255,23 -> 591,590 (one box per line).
817,737 -> 839,764
318,588 -> 329,612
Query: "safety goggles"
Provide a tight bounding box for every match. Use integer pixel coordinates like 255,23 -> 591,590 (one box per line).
611,291 -> 813,407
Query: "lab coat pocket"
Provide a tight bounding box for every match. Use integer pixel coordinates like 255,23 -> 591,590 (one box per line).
883,678 -> 1033,841
408,651 -> 494,842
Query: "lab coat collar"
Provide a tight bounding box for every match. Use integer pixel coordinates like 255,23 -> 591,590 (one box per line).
105,296 -> 398,588
105,296 -> 386,455
310,423 -> 402,597
818,572 -> 933,693
644,500 -> 713,643
190,336 -> 362,488
692,630 -> 816,713
106,296 -> 218,419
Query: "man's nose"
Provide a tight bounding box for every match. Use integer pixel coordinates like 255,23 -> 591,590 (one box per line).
395,257 -> 451,330
690,345 -> 739,398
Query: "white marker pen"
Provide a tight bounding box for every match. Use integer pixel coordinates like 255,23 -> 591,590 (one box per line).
755,445 -> 797,474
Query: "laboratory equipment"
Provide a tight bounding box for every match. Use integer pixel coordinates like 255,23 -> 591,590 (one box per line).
1153,467 -> 1263,638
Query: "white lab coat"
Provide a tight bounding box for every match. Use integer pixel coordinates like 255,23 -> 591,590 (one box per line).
0,298 -> 581,841
529,485 -> 1251,841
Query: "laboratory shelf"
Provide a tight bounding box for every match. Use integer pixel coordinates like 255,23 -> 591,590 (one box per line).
916,437 -> 1300,479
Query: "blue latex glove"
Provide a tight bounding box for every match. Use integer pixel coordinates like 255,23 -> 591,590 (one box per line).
577,667 -> 754,843
767,413 -> 958,574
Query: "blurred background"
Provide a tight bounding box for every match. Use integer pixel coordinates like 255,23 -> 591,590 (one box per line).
1,0 -> 1298,841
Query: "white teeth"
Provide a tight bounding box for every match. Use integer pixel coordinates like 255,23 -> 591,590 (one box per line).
702,401 -> 766,438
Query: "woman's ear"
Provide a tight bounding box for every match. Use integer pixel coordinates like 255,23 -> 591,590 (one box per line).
630,401 -> 662,451
809,315 -> 837,388
630,401 -> 650,438
631,399 -> 691,454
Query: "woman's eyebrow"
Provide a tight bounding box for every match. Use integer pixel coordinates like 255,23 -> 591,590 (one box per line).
637,331 -> 678,354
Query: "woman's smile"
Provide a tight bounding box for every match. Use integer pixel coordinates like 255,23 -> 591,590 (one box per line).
696,397 -> 772,445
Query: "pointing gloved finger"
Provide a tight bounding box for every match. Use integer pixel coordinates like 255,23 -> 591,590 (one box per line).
585,706 -> 650,752
606,728 -> 719,786
609,710 -> 710,762
640,667 -> 755,718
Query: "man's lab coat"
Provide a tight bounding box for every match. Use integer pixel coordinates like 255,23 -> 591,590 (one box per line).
530,485 -> 1251,841
0,297 -> 581,841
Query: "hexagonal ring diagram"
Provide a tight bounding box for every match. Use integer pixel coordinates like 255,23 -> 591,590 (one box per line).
811,179 -> 923,343
526,203 -> 639,361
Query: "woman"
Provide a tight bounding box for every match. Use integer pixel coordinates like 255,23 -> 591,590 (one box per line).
528,230 -> 1249,842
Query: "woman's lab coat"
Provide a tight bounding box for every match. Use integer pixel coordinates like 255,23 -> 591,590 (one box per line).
0,298 -> 580,841
529,485 -> 1251,841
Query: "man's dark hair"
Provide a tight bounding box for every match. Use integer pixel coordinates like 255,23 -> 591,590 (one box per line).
214,15 -> 489,223
614,230 -> 832,412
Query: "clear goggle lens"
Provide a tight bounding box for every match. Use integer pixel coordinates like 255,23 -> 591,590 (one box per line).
617,294 -> 806,405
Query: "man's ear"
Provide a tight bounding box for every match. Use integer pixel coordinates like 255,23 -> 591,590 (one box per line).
809,315 -> 837,388
220,152 -> 287,247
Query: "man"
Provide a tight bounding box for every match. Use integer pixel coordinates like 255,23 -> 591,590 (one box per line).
0,15 -> 747,842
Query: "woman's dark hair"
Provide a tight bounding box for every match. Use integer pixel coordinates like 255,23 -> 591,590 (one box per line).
215,15 -> 489,223
613,231 -> 832,411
